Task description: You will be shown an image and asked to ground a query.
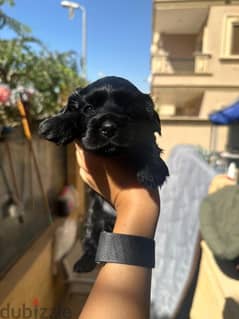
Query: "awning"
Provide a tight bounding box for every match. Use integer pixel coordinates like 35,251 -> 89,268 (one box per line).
209,100 -> 239,125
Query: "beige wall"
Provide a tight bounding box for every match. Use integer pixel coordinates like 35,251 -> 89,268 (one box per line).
161,34 -> 197,58
200,90 -> 239,116
151,5 -> 239,118
190,241 -> 239,319
152,6 -> 239,87
0,223 -> 64,314
154,0 -> 239,5
160,119 -> 228,159
205,6 -> 239,85
0,147 -> 87,315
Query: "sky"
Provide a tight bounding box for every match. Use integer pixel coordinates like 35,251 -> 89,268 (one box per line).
1,0 -> 153,92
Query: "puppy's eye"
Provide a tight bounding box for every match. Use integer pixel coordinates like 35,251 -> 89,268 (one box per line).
83,104 -> 96,115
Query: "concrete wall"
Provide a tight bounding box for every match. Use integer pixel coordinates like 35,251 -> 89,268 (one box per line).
161,34 -> 197,58
0,125 -> 89,315
200,90 -> 239,116
0,223 -> 65,315
153,1 -> 239,7
152,6 -> 239,87
159,118 -> 228,159
205,6 -> 239,84
0,127 -> 66,277
0,141 -> 88,319
152,4 -> 239,119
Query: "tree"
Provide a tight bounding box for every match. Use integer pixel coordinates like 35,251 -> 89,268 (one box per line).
0,2 -> 87,126
0,38 -> 86,125
0,0 -> 31,36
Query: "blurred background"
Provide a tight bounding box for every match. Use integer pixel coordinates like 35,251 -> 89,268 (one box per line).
0,1 -> 239,318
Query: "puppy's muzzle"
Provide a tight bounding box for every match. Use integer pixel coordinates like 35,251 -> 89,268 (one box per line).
89,113 -> 128,139
82,113 -> 132,153
100,120 -> 117,138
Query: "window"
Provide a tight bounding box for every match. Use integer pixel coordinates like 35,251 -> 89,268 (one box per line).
221,15 -> 239,58
231,23 -> 239,55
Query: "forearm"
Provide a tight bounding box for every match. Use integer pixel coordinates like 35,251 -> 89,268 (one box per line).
79,190 -> 159,319
79,262 -> 151,319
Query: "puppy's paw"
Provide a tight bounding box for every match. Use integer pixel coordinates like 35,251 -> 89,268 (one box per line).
73,252 -> 97,273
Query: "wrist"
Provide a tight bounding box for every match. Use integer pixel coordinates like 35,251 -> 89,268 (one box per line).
113,188 -> 160,239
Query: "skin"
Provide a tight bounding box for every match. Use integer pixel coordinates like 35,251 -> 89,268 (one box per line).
75,143 -> 160,319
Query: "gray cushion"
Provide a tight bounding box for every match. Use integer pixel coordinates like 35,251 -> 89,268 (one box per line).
200,185 -> 239,260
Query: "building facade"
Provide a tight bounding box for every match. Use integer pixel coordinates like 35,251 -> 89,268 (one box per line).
151,0 -> 239,155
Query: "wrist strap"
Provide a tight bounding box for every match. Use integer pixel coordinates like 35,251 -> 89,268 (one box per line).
95,231 -> 155,268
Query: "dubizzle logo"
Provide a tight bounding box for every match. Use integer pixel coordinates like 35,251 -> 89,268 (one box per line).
0,297 -> 72,319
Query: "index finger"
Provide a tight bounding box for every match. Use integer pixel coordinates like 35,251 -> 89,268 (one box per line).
75,143 -> 88,172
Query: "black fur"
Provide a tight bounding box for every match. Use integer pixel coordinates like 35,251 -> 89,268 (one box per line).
39,76 -> 169,188
74,189 -> 116,273
39,76 -> 169,272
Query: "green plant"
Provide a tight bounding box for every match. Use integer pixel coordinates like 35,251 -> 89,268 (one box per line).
0,0 -> 31,36
0,2 -> 87,126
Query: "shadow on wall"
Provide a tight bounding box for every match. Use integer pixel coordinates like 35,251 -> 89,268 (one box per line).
223,298 -> 239,319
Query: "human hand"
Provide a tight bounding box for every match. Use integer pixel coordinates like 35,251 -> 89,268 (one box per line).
75,143 -> 160,238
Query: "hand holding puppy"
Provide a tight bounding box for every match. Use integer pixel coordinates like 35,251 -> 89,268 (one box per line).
75,142 -> 160,239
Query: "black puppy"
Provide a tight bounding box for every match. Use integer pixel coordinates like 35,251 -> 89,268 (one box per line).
39,76 -> 169,272
39,76 -> 168,188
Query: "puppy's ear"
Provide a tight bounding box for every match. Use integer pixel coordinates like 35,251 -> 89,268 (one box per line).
144,94 -> 161,134
137,144 -> 169,189
39,87 -> 86,145
38,112 -> 83,145
134,94 -> 167,188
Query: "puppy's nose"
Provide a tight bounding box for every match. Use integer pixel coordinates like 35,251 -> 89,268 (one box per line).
100,120 -> 117,137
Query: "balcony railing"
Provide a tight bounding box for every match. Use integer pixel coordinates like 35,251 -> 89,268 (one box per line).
152,51 -> 211,75
170,58 -> 195,74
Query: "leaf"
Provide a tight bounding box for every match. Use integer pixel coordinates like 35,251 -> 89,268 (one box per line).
0,10 -> 31,36
0,38 -> 87,125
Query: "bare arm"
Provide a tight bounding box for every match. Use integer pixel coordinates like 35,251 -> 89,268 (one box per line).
75,144 -> 160,319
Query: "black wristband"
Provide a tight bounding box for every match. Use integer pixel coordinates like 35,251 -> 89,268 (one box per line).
95,231 -> 155,268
